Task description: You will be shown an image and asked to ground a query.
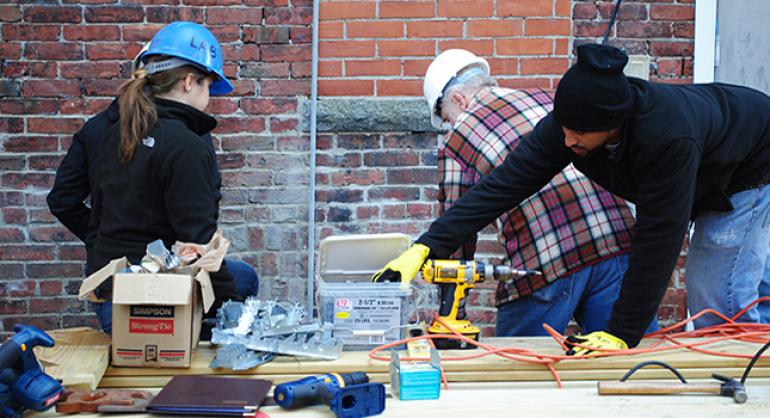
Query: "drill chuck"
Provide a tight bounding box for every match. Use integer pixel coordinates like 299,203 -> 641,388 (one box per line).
482,264 -> 541,282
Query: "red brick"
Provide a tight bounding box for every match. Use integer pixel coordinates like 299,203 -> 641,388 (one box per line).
656,58 -> 683,77
241,98 -> 297,114
3,208 -> 27,224
554,0 -> 570,16
377,79 -> 422,96
387,167 -> 435,183
260,44 -> 310,62
269,117 -> 298,133
30,297 -> 82,314
573,3 -> 598,19
487,58 -> 519,75
40,280 -> 64,295
438,0 -> 492,17
618,21 -> 673,38
319,40 -> 375,58
574,21 -> 613,38
0,245 -> 55,261
403,59 -> 431,76
467,18 -> 522,37
83,79 -> 122,96
23,80 -> 81,98
525,18 -> 570,36
407,20 -> 462,38
60,62 -> 121,79
0,156 -> 24,171
24,6 -> 82,23
0,300 -> 27,315
291,62 -> 312,78
0,118 -> 24,134
333,170 -> 385,186
207,7 -> 263,24
0,99 -> 60,115
60,98 -> 112,115
210,25 -> 242,43
521,57 -> 568,75
264,7 -> 312,25
379,40 -> 435,57
146,6 -> 205,22
86,43 -> 142,60
3,136 -> 59,153
650,41 -> 693,57
261,80 -> 311,96
24,43 -> 84,60
0,5 -> 22,22
63,25 -> 121,41
319,21 -> 344,39
28,118 -> 84,134
380,1 -> 434,18
503,77 -> 554,91
319,61 -> 343,77
349,21 -> 404,38
356,205 -> 381,218
2,25 -> 61,41
216,117 -> 266,134
0,228 -> 24,243
85,6 -> 144,22
3,62 -> 56,78
294,26 -> 313,43
121,24 -> 165,42
598,2 -> 648,20
651,4 -> 694,21
318,79 -> 374,96
0,44 -> 22,60
498,0 -> 552,17
59,245 -> 86,260
673,22 -> 694,38
244,26 -> 289,44
230,80 -> 258,96
555,38 -> 569,54
205,98 -> 239,114
346,60 -> 401,76
222,44 -> 261,61
29,155 -> 63,170
439,39 -> 493,56
497,38 -> 551,56
319,2 -> 376,20
182,0 -> 240,4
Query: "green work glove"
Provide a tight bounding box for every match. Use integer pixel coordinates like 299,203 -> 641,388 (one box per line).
565,331 -> 628,356
371,243 -> 431,286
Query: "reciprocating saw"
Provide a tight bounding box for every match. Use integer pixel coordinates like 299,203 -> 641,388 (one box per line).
421,259 -> 541,349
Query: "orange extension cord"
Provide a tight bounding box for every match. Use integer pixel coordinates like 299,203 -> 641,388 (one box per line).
368,296 -> 770,389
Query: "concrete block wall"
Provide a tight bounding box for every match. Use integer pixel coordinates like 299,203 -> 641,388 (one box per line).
0,0 -> 694,337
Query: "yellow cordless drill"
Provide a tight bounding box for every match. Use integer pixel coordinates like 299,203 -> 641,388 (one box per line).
421,259 -> 541,349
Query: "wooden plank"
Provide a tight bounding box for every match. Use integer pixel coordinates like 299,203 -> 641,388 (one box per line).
39,379 -> 770,418
99,367 -> 770,388
35,327 -> 111,389
104,337 -> 770,377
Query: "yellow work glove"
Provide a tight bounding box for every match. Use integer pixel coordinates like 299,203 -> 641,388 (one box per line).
565,331 -> 628,356
371,243 -> 431,287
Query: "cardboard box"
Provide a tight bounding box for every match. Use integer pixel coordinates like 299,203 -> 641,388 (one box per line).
79,257 -> 215,368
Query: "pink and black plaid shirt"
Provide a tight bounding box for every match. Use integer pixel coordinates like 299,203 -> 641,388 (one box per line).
438,87 -> 635,306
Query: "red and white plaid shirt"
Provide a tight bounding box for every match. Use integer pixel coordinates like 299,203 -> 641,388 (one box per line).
438,87 -> 635,306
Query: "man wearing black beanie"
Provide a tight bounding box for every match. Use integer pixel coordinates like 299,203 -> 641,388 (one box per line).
373,43 -> 770,354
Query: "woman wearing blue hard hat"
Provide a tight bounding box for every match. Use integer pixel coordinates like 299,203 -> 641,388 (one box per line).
90,22 -> 244,336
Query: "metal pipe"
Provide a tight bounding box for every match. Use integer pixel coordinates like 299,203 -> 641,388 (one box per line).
306,0 -> 321,316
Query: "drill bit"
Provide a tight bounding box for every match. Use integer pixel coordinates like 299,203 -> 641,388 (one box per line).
485,265 -> 542,282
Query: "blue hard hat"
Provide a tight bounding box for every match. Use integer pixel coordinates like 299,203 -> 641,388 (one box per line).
142,21 -> 233,95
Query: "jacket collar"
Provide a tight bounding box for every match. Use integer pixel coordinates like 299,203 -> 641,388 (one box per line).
106,98 -> 120,122
154,98 -> 217,136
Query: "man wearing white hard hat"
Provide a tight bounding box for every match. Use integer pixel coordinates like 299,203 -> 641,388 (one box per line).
377,49 -> 657,338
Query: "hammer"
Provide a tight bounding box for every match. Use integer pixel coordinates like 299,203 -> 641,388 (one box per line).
598,373 -> 747,403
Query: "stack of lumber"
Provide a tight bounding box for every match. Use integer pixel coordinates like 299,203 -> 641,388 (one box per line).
99,337 -> 770,388
35,327 -> 111,389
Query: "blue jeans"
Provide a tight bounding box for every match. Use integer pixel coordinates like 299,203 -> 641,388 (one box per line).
94,258 -> 259,334
687,183 -> 770,328
496,254 -> 659,336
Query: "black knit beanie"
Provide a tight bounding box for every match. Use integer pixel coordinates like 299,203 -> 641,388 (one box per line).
554,43 -> 632,132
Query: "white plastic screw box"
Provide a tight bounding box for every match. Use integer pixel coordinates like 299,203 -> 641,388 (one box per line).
316,233 -> 417,350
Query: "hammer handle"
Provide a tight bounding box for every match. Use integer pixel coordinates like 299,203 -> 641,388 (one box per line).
598,381 -> 722,395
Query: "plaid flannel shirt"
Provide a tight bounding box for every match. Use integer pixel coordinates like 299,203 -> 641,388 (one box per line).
438,87 -> 635,307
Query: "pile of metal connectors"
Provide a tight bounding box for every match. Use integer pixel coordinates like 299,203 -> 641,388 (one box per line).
209,297 -> 343,370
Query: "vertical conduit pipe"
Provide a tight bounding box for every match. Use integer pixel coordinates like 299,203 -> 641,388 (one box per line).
306,0 -> 320,315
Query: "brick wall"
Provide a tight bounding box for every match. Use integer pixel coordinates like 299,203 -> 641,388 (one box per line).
1,0 -> 694,337
0,2 -> 312,336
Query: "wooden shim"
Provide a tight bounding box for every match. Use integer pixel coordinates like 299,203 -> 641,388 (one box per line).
105,337 -> 770,377
35,327 -> 111,390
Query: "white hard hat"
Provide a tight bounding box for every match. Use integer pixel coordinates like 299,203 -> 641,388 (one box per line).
131,42 -> 152,75
424,49 -> 490,129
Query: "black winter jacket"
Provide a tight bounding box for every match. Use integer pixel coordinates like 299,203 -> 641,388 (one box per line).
47,99 -> 221,275
92,99 -> 238,307
417,80 -> 770,347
